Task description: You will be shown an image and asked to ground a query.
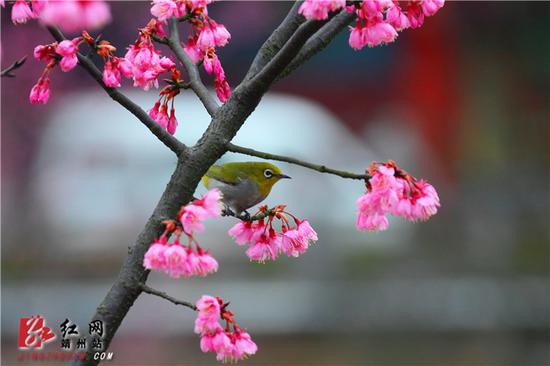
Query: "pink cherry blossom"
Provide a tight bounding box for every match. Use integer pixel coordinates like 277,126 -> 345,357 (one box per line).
181,249 -> 199,276
33,44 -> 53,61
29,77 -> 50,104
117,57 -> 134,78
156,104 -> 170,129
39,0 -> 110,33
59,55 -> 78,72
199,328 -> 222,352
189,0 -> 213,11
215,78 -> 231,103
55,39 -> 79,72
228,221 -> 256,246
180,203 -> 207,235
194,295 -> 221,334
143,242 -> 166,271
30,0 -> 47,17
364,20 -> 398,47
349,25 -> 366,50
386,5 -> 410,31
197,26 -> 215,51
211,22 -> 231,47
196,188 -> 223,218
177,189 -> 222,235
39,0 -> 111,33
230,329 -> 258,362
422,0 -> 445,16
280,220 -> 318,257
356,211 -> 389,231
82,0 -> 111,30
245,229 -> 280,262
404,4 -> 425,29
184,38 -> 203,63
150,0 -> 178,22
212,330 -> 233,361
167,108 -> 178,135
163,244 -> 187,278
356,0 -> 392,20
194,250 -> 219,276
148,101 -> 161,122
195,317 -> 221,338
407,180 -> 440,221
102,61 -> 121,87
299,0 -> 345,20
11,0 -> 34,24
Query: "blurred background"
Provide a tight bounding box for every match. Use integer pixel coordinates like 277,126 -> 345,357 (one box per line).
2,1 -> 549,365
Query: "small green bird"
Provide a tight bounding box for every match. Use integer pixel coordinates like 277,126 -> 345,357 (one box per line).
202,161 -> 291,215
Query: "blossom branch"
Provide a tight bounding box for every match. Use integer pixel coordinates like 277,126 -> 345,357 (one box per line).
139,283 -> 197,310
244,1 -> 305,80
226,143 -> 369,180
166,17 -> 219,117
46,26 -> 187,156
1,56 -> 27,77
278,10 -> 355,80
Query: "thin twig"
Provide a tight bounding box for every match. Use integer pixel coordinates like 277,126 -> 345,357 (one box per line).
140,283 -> 197,311
166,17 -> 219,117
278,10 -> 355,80
227,143 -> 369,180
150,33 -> 168,44
46,26 -> 187,157
1,56 -> 27,77
222,208 -> 273,222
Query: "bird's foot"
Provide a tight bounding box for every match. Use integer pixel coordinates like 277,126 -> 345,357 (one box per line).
238,211 -> 251,221
222,207 -> 236,217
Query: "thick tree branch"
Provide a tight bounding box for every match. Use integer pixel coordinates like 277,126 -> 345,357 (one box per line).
244,1 -> 305,80
166,17 -> 219,117
278,10 -> 355,80
1,56 -> 27,77
249,17 -> 331,89
140,283 -> 197,310
227,143 -> 369,180
47,26 -> 187,157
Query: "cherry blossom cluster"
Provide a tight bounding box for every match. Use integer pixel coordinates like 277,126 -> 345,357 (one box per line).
124,20 -> 176,91
29,37 -> 81,104
149,0 -> 232,102
194,295 -> 257,363
228,205 -> 318,262
299,0 -> 445,50
356,161 -> 440,231
143,189 -> 223,278
10,0 -> 111,32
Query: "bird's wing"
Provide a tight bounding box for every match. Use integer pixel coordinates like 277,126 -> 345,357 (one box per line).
203,165 -> 244,187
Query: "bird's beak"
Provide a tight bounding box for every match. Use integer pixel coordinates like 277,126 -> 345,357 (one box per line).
277,174 -> 291,179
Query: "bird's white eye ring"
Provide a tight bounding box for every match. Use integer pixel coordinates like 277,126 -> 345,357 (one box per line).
264,169 -> 273,178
